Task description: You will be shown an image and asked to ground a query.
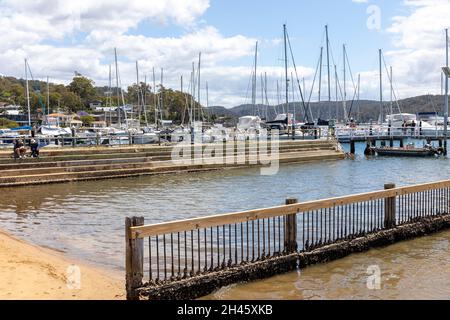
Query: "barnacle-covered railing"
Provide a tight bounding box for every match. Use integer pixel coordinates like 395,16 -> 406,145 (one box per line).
125,179 -> 450,300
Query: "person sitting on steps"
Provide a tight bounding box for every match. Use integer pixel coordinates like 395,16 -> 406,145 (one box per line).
13,139 -> 26,159
30,139 -> 40,158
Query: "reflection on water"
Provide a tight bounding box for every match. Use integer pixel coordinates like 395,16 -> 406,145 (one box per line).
0,141 -> 450,294
205,230 -> 450,300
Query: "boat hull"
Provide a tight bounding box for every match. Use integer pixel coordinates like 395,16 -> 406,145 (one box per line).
372,148 -> 437,157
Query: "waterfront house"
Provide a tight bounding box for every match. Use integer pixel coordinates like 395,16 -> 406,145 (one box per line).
44,113 -> 75,127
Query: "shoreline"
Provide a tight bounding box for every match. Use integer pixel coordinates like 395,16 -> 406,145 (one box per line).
0,229 -> 125,300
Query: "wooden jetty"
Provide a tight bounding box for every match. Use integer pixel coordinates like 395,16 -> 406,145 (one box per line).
0,139 -> 344,188
126,180 -> 450,300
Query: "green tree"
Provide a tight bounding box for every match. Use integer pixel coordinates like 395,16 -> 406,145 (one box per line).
80,115 -> 95,126
0,118 -> 19,129
61,91 -> 84,113
68,76 -> 97,105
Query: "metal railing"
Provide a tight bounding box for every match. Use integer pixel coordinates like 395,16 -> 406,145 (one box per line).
125,179 -> 450,299
336,126 -> 446,141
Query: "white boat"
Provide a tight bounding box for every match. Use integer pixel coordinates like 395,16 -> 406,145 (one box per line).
238,116 -> 262,131
132,127 -> 159,144
40,126 -> 72,136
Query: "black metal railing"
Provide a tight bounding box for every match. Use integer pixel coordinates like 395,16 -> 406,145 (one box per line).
126,180 -> 450,299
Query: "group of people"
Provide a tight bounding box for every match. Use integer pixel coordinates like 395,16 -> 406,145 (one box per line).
13,139 -> 40,159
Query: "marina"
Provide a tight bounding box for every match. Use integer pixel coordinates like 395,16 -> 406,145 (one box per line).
1,0 -> 450,305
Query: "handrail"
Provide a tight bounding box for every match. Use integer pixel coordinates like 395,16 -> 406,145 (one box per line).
130,179 -> 450,238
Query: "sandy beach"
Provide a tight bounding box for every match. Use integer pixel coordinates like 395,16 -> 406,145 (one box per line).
0,230 -> 125,300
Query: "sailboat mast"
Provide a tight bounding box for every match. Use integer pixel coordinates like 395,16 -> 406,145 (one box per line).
153,67 -> 157,127
261,73 -> 264,107
343,44 -> 346,121
136,61 -> 141,126
283,24 -> 289,117
108,65 -> 112,125
47,76 -> 50,117
390,66 -> 394,116
444,28 -> 449,156
379,49 -> 383,124
206,81 -> 209,109
160,68 -> 164,123
197,52 -> 201,121
114,48 -> 121,125
357,74 -> 361,121
276,80 -> 281,113
326,25 -> 331,103
192,62 -> 195,123
24,59 -> 31,127
335,65 -> 338,121
283,24 -> 294,139
318,46 -> 323,102
291,72 -> 295,125
264,72 -> 269,119
144,75 -> 148,126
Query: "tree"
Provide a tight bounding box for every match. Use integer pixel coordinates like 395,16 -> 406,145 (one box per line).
80,115 -> 95,126
68,76 -> 97,105
0,118 -> 19,129
61,91 -> 84,113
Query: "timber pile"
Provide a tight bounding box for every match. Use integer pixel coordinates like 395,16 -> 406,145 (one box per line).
0,139 -> 344,187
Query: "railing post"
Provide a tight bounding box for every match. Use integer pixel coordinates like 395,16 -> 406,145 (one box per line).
384,184 -> 396,229
284,198 -> 298,253
125,216 -> 144,300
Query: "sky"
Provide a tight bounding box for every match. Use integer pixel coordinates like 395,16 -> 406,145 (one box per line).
0,0 -> 449,108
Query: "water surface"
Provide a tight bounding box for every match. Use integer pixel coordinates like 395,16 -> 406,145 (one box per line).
0,140 -> 449,299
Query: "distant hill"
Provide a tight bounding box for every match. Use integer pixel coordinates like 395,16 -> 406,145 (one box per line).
207,95 -> 447,123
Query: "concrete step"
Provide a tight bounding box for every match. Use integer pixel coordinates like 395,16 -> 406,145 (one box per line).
0,145 -> 338,171
0,150 -> 343,186
0,139 -> 336,159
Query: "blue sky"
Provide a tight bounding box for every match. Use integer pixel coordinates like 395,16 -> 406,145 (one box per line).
130,0 -> 401,71
0,0 -> 448,107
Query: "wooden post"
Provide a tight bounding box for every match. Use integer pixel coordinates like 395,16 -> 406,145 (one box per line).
125,216 -> 144,300
350,140 -> 355,155
389,138 -> 394,147
400,139 -> 404,148
384,184 -> 396,229
284,198 -> 298,253
71,127 -> 76,148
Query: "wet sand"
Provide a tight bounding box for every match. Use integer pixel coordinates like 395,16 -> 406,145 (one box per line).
0,230 -> 125,300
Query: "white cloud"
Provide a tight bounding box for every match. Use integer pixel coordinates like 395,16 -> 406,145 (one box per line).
1,0 -> 449,109
383,0 -> 450,99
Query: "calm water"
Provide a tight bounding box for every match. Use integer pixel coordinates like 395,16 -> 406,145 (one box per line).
0,140 -> 450,298
205,229 -> 450,300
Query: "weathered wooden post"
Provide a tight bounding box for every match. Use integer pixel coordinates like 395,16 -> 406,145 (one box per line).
400,139 -> 404,148
384,184 -> 396,229
71,127 -> 76,148
125,216 -> 144,300
350,140 -> 356,155
284,198 -> 298,253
